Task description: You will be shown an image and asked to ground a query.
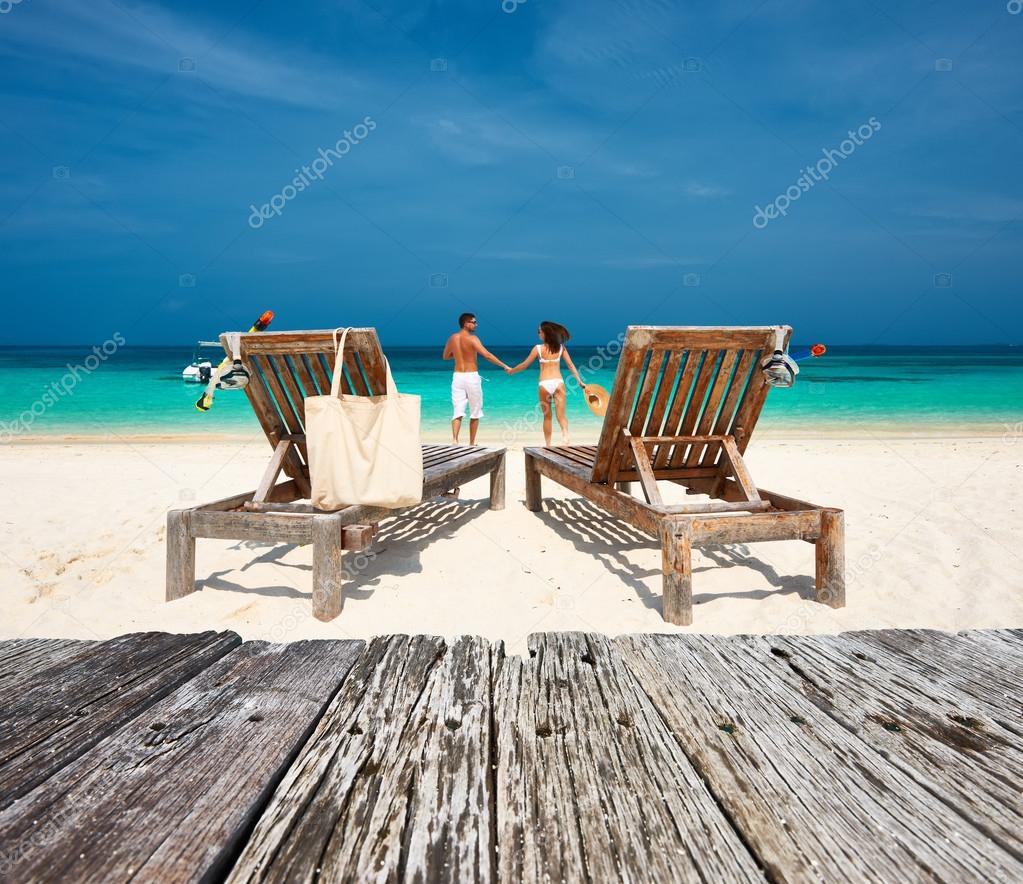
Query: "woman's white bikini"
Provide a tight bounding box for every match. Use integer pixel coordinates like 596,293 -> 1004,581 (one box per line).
536,344 -> 565,396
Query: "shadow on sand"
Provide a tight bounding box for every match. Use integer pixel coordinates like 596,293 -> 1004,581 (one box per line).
534,497 -> 816,616
202,497 -> 489,603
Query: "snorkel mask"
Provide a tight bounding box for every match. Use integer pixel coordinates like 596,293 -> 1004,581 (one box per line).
216,360 -> 250,390
760,326 -> 799,388
215,333 -> 251,390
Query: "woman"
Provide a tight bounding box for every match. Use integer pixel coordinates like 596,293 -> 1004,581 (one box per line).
507,321 -> 585,445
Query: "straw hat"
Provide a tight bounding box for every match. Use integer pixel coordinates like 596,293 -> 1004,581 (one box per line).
583,384 -> 610,417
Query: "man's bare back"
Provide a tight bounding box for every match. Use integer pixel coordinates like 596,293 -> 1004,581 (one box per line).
443,330 -> 483,371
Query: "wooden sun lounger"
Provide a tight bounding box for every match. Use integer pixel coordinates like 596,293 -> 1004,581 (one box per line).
166,328 -> 506,620
524,325 -> 845,625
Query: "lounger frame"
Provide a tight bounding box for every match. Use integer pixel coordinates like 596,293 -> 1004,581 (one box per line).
524,326 -> 844,625
166,329 -> 505,620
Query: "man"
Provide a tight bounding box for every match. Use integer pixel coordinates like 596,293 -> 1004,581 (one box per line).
443,312 -> 510,445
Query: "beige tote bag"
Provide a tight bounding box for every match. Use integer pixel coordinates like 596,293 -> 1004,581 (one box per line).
306,328 -> 423,510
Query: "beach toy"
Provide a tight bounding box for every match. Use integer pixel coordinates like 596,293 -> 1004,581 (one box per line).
760,326 -> 799,388
196,310 -> 274,411
810,343 -> 826,357
583,383 -> 610,416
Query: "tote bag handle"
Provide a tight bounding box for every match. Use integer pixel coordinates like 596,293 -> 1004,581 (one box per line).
330,327 -> 398,399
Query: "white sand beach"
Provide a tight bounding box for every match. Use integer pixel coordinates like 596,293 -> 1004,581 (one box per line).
2,434 -> 1021,654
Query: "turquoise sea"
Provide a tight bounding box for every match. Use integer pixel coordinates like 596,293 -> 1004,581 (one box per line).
1,345 -> 1021,441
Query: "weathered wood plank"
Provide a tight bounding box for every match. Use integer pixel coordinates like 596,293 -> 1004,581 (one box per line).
827,629 -> 1023,731
764,633 -> 1023,861
0,639 -> 363,882
718,436 -> 761,503
0,630 -> 241,810
628,348 -> 666,438
652,349 -> 700,469
627,431 -> 663,505
684,349 -> 738,467
166,509 -> 197,600
312,514 -> 345,621
615,633 -> 1023,882
703,347 -> 757,468
0,638 -> 98,694
525,447 -> 662,535
227,635 -> 493,883
288,352 -> 322,399
592,334 -> 648,483
253,439 -> 293,504
493,633 -> 764,883
658,522 -> 692,625
490,452 -> 506,510
633,325 -> 788,351
642,349 -> 683,446
668,350 -> 722,469
688,509 -> 820,543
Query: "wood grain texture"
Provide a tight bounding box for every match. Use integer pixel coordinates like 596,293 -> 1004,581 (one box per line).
312,514 -> 345,621
658,521 -> 692,625
0,638 -> 98,694
615,633 -> 1023,882
165,508 -> 196,600
228,635 -> 494,883
492,632 -> 764,883
3,628 -> 1022,883
764,633 -> 1023,862
0,639 -> 363,883
0,630 -> 241,810
825,628 -> 1023,730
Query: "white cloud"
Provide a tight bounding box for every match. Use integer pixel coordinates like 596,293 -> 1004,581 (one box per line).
3,0 -> 360,109
419,111 -> 548,166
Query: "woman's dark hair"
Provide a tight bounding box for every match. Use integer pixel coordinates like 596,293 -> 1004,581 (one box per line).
539,321 -> 570,353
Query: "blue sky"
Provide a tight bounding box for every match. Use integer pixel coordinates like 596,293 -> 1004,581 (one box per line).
1,0 -> 1021,345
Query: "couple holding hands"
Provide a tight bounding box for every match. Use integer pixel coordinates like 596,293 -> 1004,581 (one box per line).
443,312 -> 586,446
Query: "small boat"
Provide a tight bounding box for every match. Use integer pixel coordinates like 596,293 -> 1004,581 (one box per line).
182,341 -> 223,383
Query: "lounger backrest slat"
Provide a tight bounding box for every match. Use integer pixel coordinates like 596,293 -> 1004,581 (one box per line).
591,326 -> 789,484
221,329 -> 389,486
640,349 -> 685,445
288,354 -> 324,400
699,348 -> 758,467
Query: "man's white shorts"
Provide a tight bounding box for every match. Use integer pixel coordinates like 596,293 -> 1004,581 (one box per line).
452,371 -> 483,419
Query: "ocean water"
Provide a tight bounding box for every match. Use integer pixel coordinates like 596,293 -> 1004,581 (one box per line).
1,345 -> 1021,441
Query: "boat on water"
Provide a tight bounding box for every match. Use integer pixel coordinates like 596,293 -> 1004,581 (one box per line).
181,341 -> 223,383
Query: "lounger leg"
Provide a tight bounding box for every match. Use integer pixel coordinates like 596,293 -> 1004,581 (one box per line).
166,509 -> 196,601
658,521 -> 693,626
815,509 -> 846,608
616,481 -> 633,495
312,514 -> 345,621
489,453 -> 506,511
525,453 -> 542,512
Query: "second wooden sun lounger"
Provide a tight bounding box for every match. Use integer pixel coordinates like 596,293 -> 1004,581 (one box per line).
524,325 -> 845,625
166,328 -> 506,621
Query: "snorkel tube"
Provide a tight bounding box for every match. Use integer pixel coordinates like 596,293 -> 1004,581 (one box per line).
195,310 -> 274,411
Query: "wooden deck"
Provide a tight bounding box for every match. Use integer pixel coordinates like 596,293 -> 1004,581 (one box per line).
1,629 -> 1021,882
